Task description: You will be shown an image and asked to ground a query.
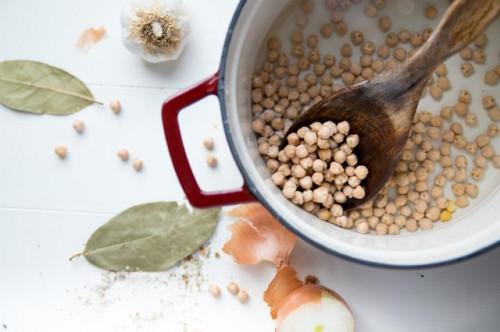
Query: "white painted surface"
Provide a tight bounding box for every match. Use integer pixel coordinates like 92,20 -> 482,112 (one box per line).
0,1 -> 499,332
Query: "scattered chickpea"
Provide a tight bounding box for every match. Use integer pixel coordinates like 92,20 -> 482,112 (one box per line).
227,282 -> 239,295
117,149 -> 130,161
109,100 -> 121,114
237,290 -> 249,304
203,137 -> 215,150
72,120 -> 85,134
54,146 -> 68,159
132,158 -> 143,172
209,284 -> 221,298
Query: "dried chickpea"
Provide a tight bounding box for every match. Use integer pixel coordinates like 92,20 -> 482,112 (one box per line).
335,22 -> 348,36
117,149 -> 130,161
419,218 -> 433,231
54,146 -> 68,159
410,33 -> 423,47
436,76 -> 451,91
484,70 -> 498,86
393,47 -> 407,62
110,100 -> 121,114
320,23 -> 334,38
424,5 -> 438,19
364,4 -> 378,17
472,49 -> 486,65
435,63 -> 447,76
350,31 -> 364,45
133,158 -> 144,172
378,16 -> 391,32
386,32 -> 399,47
488,108 -> 500,121
377,44 -> 390,59
72,120 -> 85,134
341,43 -> 353,57
460,63 -> 474,77
454,103 -> 468,117
487,124 -> 499,137
429,86 -> 443,100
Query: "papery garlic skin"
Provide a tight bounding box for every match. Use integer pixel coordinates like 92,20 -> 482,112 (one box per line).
121,0 -> 189,63
277,291 -> 355,332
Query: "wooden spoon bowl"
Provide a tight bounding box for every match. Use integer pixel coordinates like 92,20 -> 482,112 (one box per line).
282,0 -> 500,210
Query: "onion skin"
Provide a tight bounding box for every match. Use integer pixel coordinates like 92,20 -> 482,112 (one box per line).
223,203 -> 296,267
264,266 -> 355,332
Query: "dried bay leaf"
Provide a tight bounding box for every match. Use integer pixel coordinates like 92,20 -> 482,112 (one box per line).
0,60 -> 101,115
80,202 -> 221,272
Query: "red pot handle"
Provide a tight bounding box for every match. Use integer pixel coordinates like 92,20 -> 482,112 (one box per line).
162,72 -> 255,208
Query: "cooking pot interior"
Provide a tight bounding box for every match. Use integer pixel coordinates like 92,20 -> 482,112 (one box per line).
221,0 -> 500,266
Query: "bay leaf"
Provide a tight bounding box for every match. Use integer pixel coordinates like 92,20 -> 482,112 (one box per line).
0,60 -> 100,115
81,202 -> 221,272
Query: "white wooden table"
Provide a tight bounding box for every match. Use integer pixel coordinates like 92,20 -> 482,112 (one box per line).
0,1 -> 499,331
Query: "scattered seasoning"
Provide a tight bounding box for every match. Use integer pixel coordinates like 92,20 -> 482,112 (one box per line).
54,146 -> 68,159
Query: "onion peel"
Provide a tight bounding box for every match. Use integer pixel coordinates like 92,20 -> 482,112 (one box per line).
223,203 -> 296,267
76,26 -> 106,51
263,265 -> 317,319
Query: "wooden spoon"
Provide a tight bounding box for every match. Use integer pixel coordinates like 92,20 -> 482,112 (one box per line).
283,0 -> 500,210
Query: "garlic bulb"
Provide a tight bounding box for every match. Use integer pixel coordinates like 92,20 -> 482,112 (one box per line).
121,0 -> 189,63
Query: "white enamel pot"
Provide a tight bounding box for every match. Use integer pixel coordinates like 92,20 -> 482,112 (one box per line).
162,0 -> 500,268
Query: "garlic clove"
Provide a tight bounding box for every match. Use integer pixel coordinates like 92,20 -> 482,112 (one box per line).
120,0 -> 189,63
222,203 -> 296,268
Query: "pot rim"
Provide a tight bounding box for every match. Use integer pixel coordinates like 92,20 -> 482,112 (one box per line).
216,0 -> 499,269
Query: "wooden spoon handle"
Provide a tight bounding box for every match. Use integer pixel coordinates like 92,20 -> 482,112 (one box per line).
388,0 -> 499,92
429,0 -> 500,58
